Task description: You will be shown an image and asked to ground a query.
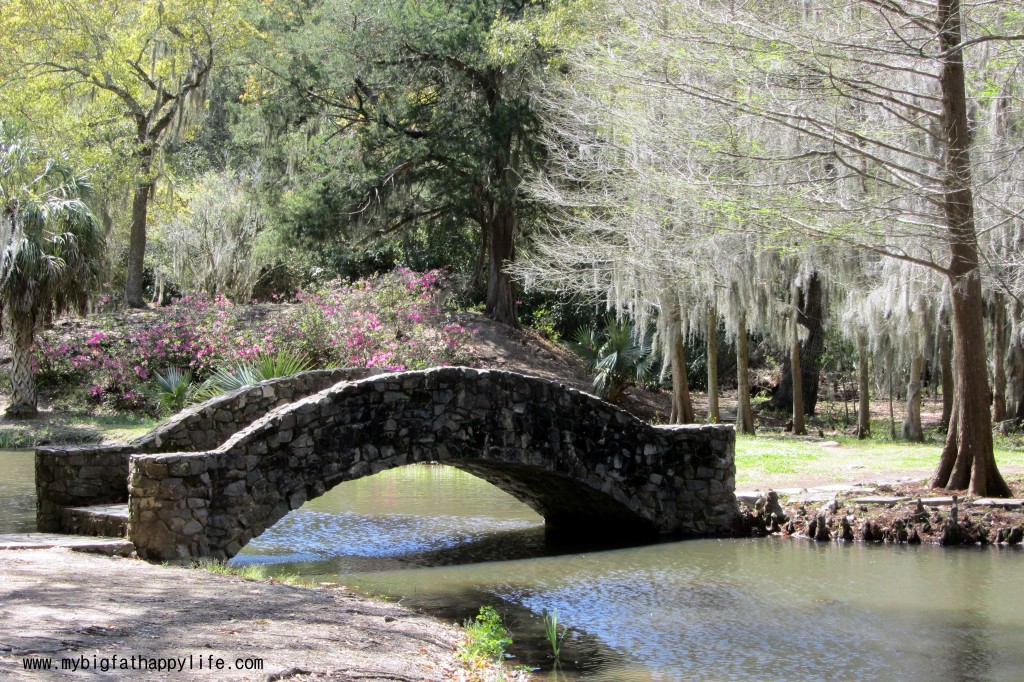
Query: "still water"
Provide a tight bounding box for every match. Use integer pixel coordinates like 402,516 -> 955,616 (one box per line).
0,450 -> 37,533
230,463 -> 1024,682
2,451 -> 1022,680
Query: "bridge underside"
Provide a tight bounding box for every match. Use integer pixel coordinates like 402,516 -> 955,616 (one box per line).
451,461 -> 660,538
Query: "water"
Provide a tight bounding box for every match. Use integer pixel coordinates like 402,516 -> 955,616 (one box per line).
230,464 -> 1024,681
0,450 -> 37,533
3,452 -> 1023,680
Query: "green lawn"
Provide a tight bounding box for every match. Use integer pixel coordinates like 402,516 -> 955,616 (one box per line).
0,412 -> 157,448
734,430 -> 1024,489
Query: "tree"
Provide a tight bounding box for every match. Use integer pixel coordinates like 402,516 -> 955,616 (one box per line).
769,270 -> 826,416
152,168 -> 271,302
512,1 -> 812,430
0,122 -> 103,417
575,0 -> 1022,496
0,0 -> 249,307
251,0 -> 547,326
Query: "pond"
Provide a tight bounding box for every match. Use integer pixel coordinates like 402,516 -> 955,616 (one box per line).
230,463 -> 1024,681
3,452 -> 1023,680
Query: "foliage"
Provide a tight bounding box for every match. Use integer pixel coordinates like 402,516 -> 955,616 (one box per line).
153,367 -> 194,413
0,0 -> 254,305
0,122 -> 104,324
34,269 -> 474,413
0,121 -> 105,415
151,168 -> 274,303
249,0 -> 551,324
459,606 -> 512,664
568,315 -> 655,403
542,608 -> 565,660
190,351 -> 313,404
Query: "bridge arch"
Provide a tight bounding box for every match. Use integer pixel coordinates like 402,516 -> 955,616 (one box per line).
128,367 -> 737,560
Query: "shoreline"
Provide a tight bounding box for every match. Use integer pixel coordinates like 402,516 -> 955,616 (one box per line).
0,548 -> 504,682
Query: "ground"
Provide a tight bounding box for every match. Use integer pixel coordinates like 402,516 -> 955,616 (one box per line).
0,548 -> 502,682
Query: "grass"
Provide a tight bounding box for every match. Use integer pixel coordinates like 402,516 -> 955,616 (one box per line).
194,560 -> 321,588
81,413 -> 158,442
0,411 -> 158,449
735,421 -> 1024,489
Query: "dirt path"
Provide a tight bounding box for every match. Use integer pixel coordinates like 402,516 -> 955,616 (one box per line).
0,549 -> 484,682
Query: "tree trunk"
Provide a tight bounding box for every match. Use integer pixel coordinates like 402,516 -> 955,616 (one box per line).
4,313 -> 38,418
668,297 -> 695,424
992,294 -> 1007,423
769,271 -> 824,415
790,280 -> 806,435
124,174 -> 152,309
484,201 -> 518,327
857,333 -> 871,439
471,226 -> 489,296
939,318 -> 954,430
1008,340 -> 1024,421
889,364 -> 896,440
902,353 -> 924,442
735,310 -> 755,435
707,304 -> 720,423
932,395 -> 957,488
930,0 -> 1010,497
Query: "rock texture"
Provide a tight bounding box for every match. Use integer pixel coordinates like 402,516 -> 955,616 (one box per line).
126,367 -> 737,560
36,369 -> 376,532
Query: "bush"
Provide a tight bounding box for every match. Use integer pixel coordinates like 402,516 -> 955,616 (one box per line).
34,269 -> 475,413
459,606 -> 512,664
568,315 -> 655,404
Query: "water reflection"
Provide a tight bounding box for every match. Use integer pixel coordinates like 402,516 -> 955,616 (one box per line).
235,464 -> 1024,681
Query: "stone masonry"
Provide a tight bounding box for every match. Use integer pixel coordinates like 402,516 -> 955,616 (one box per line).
126,367 -> 738,560
36,368 -> 377,532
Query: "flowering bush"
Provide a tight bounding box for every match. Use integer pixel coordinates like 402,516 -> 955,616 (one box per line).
34,269 -> 474,412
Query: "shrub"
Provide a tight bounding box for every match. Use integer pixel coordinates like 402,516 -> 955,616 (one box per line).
459,606 -> 512,664
34,269 -> 475,413
568,315 -> 655,404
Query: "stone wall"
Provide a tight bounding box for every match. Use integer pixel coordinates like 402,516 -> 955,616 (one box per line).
36,368 -> 376,532
128,367 -> 737,560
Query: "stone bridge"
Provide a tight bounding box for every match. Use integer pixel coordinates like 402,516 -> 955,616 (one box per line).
39,368 -> 737,561
36,368 -> 379,533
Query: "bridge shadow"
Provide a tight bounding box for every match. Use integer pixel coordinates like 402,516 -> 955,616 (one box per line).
394,524 -> 665,569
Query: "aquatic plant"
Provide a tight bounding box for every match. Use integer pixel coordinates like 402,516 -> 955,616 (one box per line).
542,608 -> 566,660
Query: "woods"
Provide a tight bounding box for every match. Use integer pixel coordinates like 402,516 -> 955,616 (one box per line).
1,0 -> 1023,496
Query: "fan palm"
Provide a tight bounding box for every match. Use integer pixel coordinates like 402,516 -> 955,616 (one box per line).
0,122 -> 104,418
568,315 -> 655,404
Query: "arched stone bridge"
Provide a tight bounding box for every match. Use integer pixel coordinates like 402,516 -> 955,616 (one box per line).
125,367 -> 737,560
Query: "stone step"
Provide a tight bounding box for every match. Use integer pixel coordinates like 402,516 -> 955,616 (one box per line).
60,503 -> 129,538
0,533 -> 134,556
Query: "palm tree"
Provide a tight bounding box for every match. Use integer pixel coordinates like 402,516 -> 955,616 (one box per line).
1,122 -> 104,418
569,315 -> 655,404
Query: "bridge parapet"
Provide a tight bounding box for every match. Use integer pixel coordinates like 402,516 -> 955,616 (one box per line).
36,368 -> 377,532
127,367 -> 737,561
